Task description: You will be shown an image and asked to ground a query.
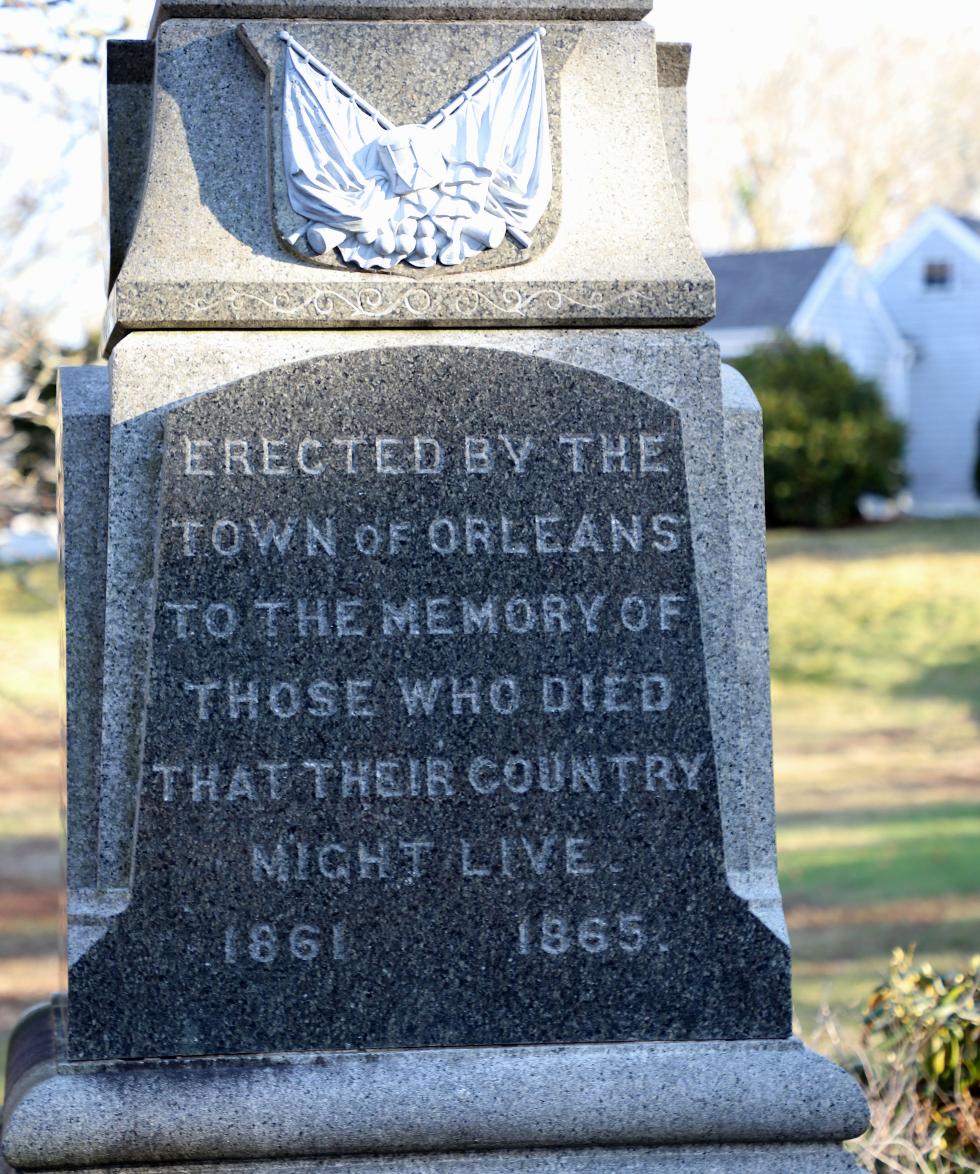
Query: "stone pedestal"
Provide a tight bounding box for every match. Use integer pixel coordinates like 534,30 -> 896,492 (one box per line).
5,1001 -> 865,1173
2,0 -> 867,1169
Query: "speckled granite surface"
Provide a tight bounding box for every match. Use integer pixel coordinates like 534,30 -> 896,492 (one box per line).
68,340 -> 789,1061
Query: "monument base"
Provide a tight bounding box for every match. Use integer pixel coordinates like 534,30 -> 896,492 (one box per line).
3,1001 -> 866,1174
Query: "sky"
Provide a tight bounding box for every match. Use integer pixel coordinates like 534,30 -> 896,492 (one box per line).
654,0 -> 980,250
2,0 -> 980,344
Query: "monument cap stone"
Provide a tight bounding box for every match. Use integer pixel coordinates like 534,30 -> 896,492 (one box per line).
150,0 -> 655,28
103,13 -> 712,348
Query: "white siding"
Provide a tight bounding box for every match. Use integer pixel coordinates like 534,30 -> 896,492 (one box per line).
876,222 -> 980,514
792,253 -> 911,422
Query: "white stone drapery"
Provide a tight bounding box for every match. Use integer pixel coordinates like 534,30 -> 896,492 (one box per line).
281,30 -> 551,270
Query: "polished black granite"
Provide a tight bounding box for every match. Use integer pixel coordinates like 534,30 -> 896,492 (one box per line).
68,347 -> 789,1060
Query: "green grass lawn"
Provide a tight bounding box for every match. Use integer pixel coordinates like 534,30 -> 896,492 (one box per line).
0,518 -> 977,1085
767,518 -> 980,1039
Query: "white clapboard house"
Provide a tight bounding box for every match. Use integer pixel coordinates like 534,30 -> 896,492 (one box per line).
704,241 -> 912,425
873,207 -> 980,516
705,225 -> 980,517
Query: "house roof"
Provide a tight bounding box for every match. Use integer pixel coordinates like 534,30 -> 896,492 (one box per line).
873,206 -> 980,283
705,245 -> 836,330
953,211 -> 980,238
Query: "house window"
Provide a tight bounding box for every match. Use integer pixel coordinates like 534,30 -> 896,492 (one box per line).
923,260 -> 952,288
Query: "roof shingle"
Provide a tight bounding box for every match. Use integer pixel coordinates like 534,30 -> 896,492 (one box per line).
705,245 -> 836,330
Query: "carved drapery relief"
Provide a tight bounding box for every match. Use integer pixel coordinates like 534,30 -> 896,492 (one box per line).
281,29 -> 551,271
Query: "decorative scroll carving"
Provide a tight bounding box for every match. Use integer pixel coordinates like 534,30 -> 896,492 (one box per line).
187,285 -> 670,320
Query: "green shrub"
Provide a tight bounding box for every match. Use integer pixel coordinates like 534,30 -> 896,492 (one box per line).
859,949 -> 979,1171
731,337 -> 905,528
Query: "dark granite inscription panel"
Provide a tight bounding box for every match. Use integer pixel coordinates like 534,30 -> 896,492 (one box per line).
68,347 -> 789,1060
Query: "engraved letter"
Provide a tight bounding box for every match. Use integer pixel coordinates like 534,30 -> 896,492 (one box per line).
306,518 -> 336,556
534,515 -> 563,554
204,603 -> 237,638
261,438 -> 289,475
542,677 -> 570,713
269,682 -> 300,718
468,758 -> 498,795
429,518 -> 458,555
297,599 -> 329,638
153,763 -> 182,801
620,596 -> 648,633
227,766 -> 255,801
333,436 -> 366,474
489,677 -> 520,714
336,599 -> 365,637
461,840 -> 491,877
451,678 -> 480,715
610,515 -> 642,553
224,439 -> 252,474
465,436 -> 493,473
254,599 -> 288,638
383,599 -> 420,636
185,680 -> 220,720
249,517 -> 297,555
398,678 -> 443,717
400,840 -> 434,876
639,434 -> 668,474
355,524 -> 381,556
228,678 -> 259,720
566,837 -> 595,875
601,434 -> 629,473
376,437 -> 403,474
462,597 -> 497,634
652,514 -> 680,553
212,520 -> 241,556
305,760 -> 334,798
559,435 -> 592,473
501,516 -> 528,555
677,752 -> 707,789
541,595 -> 570,633
171,519 -> 202,556
346,679 -> 374,717
426,597 -> 454,635
164,601 -> 197,638
659,594 -> 684,632
358,842 -> 390,880
575,594 -> 606,633
252,841 -> 289,883
569,514 -> 603,554
644,755 -> 672,791
297,437 -> 324,475
191,764 -> 220,801
307,680 -> 337,716
500,435 -> 534,473
318,845 -> 349,880
414,437 -> 444,474
641,675 -> 672,712
183,437 -> 214,475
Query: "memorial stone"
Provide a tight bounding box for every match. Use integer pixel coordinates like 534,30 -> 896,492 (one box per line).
2,2 -> 868,1172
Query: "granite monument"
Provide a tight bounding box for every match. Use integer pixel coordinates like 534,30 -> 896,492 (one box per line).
1,2 -> 868,1171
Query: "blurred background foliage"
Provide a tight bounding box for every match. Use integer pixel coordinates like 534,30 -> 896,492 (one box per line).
0,327 -> 100,524
732,338 -> 906,528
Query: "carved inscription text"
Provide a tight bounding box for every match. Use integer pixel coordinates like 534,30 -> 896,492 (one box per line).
67,348 -> 788,1061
